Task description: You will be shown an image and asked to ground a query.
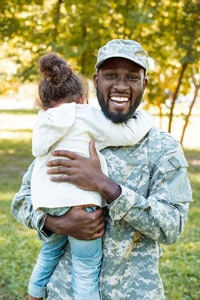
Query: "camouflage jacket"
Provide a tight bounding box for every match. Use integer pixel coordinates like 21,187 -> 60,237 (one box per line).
11,127 -> 192,300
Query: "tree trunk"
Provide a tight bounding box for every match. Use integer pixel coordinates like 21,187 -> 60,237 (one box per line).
168,63 -> 188,133
52,0 -> 63,43
180,85 -> 200,145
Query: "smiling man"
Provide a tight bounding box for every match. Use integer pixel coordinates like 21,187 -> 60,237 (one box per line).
95,40 -> 148,123
12,39 -> 192,300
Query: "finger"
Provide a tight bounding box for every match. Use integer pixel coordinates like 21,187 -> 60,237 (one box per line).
46,158 -> 73,168
93,228 -> 104,239
93,219 -> 105,239
49,174 -> 69,182
89,140 -> 98,159
88,208 -> 105,235
51,149 -> 80,160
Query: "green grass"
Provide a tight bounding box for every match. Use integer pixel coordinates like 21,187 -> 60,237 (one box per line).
159,149 -> 200,300
0,135 -> 40,300
0,114 -> 199,299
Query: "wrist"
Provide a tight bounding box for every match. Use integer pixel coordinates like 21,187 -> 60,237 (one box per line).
105,183 -> 121,204
96,174 -> 121,204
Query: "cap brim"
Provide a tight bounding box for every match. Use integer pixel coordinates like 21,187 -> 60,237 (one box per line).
96,54 -> 146,70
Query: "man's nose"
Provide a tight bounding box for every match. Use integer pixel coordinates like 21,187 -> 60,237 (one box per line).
113,78 -> 129,92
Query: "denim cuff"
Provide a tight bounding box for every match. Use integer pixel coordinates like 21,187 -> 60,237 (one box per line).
28,281 -> 47,298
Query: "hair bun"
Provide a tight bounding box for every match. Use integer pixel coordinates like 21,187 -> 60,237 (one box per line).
39,53 -> 72,86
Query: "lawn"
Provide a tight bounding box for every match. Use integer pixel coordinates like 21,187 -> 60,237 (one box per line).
0,111 -> 199,300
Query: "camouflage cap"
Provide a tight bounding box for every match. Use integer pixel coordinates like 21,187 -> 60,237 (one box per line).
95,39 -> 148,70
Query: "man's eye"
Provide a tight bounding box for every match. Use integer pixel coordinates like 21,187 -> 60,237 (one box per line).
104,73 -> 115,79
128,75 -> 139,81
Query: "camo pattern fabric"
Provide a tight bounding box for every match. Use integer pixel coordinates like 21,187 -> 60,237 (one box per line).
11,127 -> 192,300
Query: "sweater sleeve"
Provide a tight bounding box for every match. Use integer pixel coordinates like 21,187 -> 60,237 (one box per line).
32,103 -> 76,157
79,105 -> 153,150
103,110 -> 153,148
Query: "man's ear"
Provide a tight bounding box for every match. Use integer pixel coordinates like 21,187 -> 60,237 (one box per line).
143,78 -> 148,89
93,74 -> 98,89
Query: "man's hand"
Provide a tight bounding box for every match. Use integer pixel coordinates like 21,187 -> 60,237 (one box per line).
44,205 -> 105,240
46,140 -> 103,191
46,140 -> 121,203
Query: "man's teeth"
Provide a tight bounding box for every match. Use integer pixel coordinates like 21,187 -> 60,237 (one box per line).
111,97 -> 129,102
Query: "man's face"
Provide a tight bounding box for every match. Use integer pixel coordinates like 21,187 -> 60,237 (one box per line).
93,57 -> 148,123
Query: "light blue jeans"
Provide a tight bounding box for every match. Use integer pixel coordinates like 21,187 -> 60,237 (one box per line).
28,207 -> 102,300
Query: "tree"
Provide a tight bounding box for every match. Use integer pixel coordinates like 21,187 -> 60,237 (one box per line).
167,0 -> 200,133
0,0 -> 199,147
180,65 -> 200,145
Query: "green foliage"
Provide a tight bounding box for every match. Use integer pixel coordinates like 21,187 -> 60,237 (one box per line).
0,0 -> 199,148
1,0 -> 199,85
0,112 -> 200,299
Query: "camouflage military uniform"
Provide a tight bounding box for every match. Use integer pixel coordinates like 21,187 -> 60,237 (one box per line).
11,127 -> 192,300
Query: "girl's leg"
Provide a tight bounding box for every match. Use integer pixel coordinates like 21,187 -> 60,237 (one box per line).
69,207 -> 102,300
28,235 -> 68,299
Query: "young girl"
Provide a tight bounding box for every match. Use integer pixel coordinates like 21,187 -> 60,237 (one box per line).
29,53 -> 153,300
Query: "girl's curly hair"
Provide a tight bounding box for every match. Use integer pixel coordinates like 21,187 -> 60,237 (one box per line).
38,53 -> 84,109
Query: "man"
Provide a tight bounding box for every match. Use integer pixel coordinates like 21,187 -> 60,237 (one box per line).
11,39 -> 192,300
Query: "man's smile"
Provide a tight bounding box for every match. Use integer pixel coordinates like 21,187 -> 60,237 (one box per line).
109,96 -> 130,109
110,96 -> 129,102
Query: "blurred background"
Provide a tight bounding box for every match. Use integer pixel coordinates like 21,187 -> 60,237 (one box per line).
0,0 -> 199,147
0,1 -> 199,299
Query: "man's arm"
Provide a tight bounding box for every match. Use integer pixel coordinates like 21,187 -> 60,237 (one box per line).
46,140 -> 192,245
11,162 -> 47,234
11,161 -> 104,241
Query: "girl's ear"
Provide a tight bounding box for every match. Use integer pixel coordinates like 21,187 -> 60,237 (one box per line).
76,97 -> 84,104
